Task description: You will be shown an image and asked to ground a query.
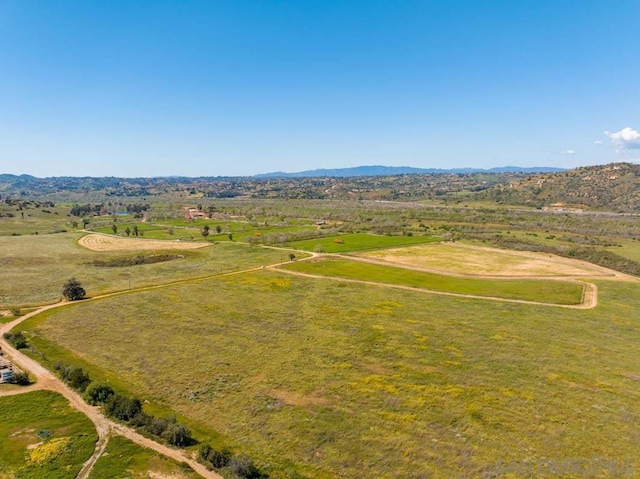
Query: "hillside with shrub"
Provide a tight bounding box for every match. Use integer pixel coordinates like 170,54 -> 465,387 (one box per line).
473,162 -> 640,212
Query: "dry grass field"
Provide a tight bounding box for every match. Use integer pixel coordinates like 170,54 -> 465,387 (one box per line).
78,233 -> 211,252
357,242 -> 622,278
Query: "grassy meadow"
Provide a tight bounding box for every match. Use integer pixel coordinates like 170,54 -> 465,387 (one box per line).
20,271 -> 640,478
281,257 -> 585,305
0,232 -> 287,308
0,390 -> 97,478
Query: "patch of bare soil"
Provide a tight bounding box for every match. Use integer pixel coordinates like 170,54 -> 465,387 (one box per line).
78,234 -> 209,252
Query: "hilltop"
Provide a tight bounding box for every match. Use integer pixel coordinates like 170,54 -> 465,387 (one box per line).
472,162 -> 640,212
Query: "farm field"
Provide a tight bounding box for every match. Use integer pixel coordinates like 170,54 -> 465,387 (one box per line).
280,257 -> 586,305
289,233 -> 441,253
20,271 -> 640,478
0,232 -> 286,308
356,242 -> 620,277
0,390 -> 97,478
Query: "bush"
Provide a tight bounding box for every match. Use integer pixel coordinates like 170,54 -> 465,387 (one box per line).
163,422 -> 194,447
105,394 -> 142,421
230,455 -> 267,478
83,382 -> 115,405
198,443 -> 233,469
3,332 -> 28,349
62,278 -> 86,301
10,371 -> 30,385
57,365 -> 92,392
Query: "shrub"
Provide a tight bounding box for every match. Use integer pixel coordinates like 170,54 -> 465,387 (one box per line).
230,455 -> 267,478
105,394 -> 142,421
3,332 -> 28,349
10,371 -> 30,385
163,422 -> 194,447
62,278 -> 86,301
83,382 -> 115,405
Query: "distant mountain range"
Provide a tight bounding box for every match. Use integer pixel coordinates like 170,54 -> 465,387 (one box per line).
254,165 -> 565,178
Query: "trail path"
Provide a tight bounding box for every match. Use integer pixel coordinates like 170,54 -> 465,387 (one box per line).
272,253 -> 600,309
0,304 -> 226,478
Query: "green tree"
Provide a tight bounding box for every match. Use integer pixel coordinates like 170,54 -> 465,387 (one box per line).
111,223 -> 118,235
84,382 -> 115,405
133,225 -> 139,236
125,226 -> 131,236
202,225 -> 210,238
62,278 -> 86,301
215,225 -> 222,234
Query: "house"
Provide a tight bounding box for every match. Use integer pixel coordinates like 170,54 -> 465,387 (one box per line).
184,208 -> 208,220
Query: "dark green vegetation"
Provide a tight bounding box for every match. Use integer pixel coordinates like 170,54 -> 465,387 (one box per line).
281,257 -> 585,304
20,272 -> 640,478
0,390 -> 97,478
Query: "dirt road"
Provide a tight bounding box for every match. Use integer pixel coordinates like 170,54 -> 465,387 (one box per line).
0,303 -> 221,479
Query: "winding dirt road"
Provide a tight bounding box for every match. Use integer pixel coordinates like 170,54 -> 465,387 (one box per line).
0,303 -> 222,479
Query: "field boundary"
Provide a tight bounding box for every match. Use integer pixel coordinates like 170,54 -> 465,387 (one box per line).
273,255 -> 598,309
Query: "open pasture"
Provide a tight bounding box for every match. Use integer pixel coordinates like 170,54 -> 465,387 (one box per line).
21,272 -> 640,478
0,232 -> 285,308
0,390 -> 97,478
281,257 -> 585,305
357,242 -> 620,278
289,233 -> 440,253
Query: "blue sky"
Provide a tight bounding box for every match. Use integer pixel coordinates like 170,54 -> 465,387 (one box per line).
1,1 -> 639,177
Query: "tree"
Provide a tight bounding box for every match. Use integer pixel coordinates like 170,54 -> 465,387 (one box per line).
111,223 -> 118,235
163,422 -> 193,447
125,226 -> 131,236
105,394 -> 142,421
288,253 -> 296,261
84,382 -> 115,405
228,233 -> 233,241
202,225 -> 210,238
62,278 -> 86,301
215,225 -> 222,234
10,371 -> 30,386
133,225 -> 139,236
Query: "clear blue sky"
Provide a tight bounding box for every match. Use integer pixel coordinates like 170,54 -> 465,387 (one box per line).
1,1 -> 639,177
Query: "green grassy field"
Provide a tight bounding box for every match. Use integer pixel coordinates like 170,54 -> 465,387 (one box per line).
289,233 -> 441,253
0,232 -> 288,308
19,271 -> 640,478
88,435 -> 200,479
0,390 -> 97,478
94,219 -> 318,243
281,257 -> 585,304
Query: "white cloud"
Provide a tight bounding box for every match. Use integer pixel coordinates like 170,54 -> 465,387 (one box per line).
604,127 -> 640,152
560,149 -> 576,155
593,140 -> 603,145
